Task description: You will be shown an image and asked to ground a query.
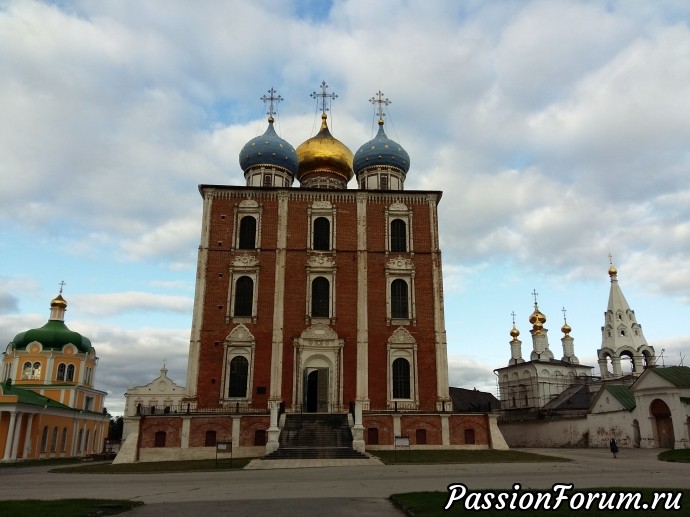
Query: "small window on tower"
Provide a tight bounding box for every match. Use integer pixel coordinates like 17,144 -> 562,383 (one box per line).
238,216 -> 257,249
263,174 -> 272,187
313,217 -> 330,251
233,276 -> 254,317
380,175 -> 389,190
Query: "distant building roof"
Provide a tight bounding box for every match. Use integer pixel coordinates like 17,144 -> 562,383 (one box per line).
603,384 -> 636,411
449,387 -> 499,412
0,380 -> 73,410
649,366 -> 690,387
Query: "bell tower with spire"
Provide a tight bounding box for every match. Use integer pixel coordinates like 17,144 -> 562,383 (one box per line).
597,257 -> 655,378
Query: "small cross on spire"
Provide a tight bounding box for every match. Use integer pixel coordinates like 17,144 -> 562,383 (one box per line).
369,90 -> 391,122
608,252 -> 614,265
561,306 -> 568,323
511,310 -> 517,326
58,280 -> 66,294
531,289 -> 539,307
311,80 -> 338,115
260,87 -> 283,121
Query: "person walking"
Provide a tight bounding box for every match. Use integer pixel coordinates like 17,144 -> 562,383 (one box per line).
609,436 -> 619,458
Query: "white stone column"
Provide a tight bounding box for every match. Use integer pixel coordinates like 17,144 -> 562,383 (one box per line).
267,192 -> 289,453
186,190 -> 214,397
429,195 -> 451,410
231,416 -> 241,450
2,411 -> 17,461
355,193 -> 369,408
180,417 -> 191,448
441,414 -> 450,446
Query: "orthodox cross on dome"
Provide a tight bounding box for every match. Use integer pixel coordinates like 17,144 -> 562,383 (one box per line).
369,90 -> 391,122
311,80 -> 338,115
561,306 -> 568,324
511,310 -> 517,326
260,87 -> 283,120
58,280 -> 66,294
608,252 -> 614,264
531,289 -> 539,307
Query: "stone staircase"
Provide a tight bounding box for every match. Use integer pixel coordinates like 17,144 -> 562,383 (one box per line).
263,413 -> 368,460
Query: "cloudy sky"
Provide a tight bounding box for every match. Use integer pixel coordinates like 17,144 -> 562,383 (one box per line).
2,0 -> 690,415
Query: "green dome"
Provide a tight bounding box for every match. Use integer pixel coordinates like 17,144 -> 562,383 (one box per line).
11,319 -> 92,353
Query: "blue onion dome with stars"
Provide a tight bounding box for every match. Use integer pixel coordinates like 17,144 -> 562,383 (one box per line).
239,88 -> 298,178
353,119 -> 410,177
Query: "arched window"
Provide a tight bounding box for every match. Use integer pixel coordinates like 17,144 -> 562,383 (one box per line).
390,219 -> 407,252
85,430 -> 90,453
154,431 -> 166,448
57,363 -> 66,381
228,356 -> 249,398
313,217 -> 330,251
40,426 -> 49,453
66,364 -> 75,382
392,358 -> 411,399
233,276 -> 254,317
22,362 -> 32,379
60,427 -> 68,452
51,427 -> 58,452
32,362 -> 41,379
77,429 -> 83,452
238,216 -> 257,249
311,277 -> 330,317
205,430 -> 217,447
391,279 -> 409,319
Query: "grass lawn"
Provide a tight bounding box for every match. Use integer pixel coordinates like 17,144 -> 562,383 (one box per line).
370,449 -> 571,464
51,458 -> 253,474
0,457 -> 83,469
1,499 -> 143,517
658,449 -> 690,462
391,488 -> 690,516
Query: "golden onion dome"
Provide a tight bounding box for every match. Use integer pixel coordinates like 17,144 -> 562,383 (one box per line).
51,293 -> 67,309
529,305 -> 546,334
510,324 -> 520,340
296,114 -> 354,187
608,263 -> 618,277
561,322 -> 572,336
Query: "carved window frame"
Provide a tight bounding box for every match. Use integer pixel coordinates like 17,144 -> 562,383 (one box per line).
385,202 -> 413,254
233,199 -> 262,251
385,256 -> 416,326
386,327 -> 418,408
221,325 -> 256,404
226,253 -> 260,324
307,200 -> 336,252
305,254 -> 336,324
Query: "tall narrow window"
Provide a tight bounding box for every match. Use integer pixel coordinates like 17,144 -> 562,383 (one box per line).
311,277 -> 330,317
238,216 -> 257,249
66,364 -> 75,382
32,362 -> 41,379
51,427 -> 58,452
380,175 -> 389,190
57,363 -> 66,381
233,276 -> 254,317
85,430 -> 90,453
390,219 -> 407,252
392,358 -> 411,399
40,426 -> 49,453
22,361 -> 32,380
228,356 -> 249,397
313,217 -> 330,251
60,427 -> 67,452
263,174 -> 272,187
391,279 -> 409,319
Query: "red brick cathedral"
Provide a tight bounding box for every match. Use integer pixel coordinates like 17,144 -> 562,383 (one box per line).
128,85 -> 503,460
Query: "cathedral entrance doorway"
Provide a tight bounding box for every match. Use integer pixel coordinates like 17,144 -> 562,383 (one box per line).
650,399 -> 674,448
305,368 -> 329,412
